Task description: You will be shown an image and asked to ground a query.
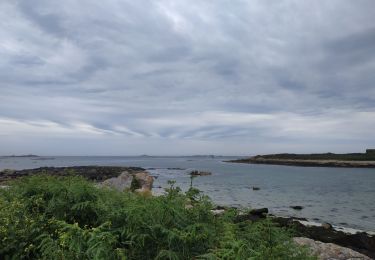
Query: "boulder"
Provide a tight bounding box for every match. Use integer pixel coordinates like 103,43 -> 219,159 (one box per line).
134,172 -> 154,191
321,222 -> 333,230
293,237 -> 371,260
250,208 -> 268,216
100,171 -> 133,191
235,208 -> 269,222
211,209 -> 226,216
272,216 -> 375,259
101,171 -> 153,192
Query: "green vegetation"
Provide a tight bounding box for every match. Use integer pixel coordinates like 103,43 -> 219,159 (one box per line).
0,175 -> 315,259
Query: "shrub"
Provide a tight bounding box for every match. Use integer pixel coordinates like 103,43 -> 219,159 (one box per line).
0,175 -> 315,259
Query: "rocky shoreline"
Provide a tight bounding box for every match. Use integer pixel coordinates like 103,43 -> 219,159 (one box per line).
1,166 -> 374,258
228,157 -> 375,168
0,166 -> 145,183
227,207 -> 375,259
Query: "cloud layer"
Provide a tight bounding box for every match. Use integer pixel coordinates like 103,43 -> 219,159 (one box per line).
1,0 -> 375,155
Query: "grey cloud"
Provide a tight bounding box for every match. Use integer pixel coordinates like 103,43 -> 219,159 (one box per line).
16,0 -> 66,37
1,0 -> 375,155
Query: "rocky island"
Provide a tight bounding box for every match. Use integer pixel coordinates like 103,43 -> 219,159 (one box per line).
228,149 -> 375,168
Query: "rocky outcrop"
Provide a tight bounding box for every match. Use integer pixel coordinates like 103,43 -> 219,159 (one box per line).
133,171 -> 154,192
293,237 -> 371,260
0,166 -> 145,183
100,171 -> 134,191
228,157 -> 375,168
272,216 -> 375,259
100,171 -> 154,192
189,170 -> 212,176
234,208 -> 269,222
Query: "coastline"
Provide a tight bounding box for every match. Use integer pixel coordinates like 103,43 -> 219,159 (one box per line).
228,158 -> 375,168
1,165 -> 374,258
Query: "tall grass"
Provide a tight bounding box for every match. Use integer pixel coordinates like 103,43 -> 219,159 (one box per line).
0,174 -> 315,259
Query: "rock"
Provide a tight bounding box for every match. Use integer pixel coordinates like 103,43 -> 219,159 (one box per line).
293,237 -> 371,260
322,222 -> 333,230
211,209 -> 225,215
291,205 -> 304,210
100,171 -> 133,191
1,169 -> 15,175
185,204 -> 194,210
100,171 -> 154,192
0,166 -> 145,183
235,208 -> 269,222
189,170 -> 212,176
250,208 -> 268,216
134,172 -> 154,191
271,216 -> 375,259
252,186 -> 260,190
213,205 -> 227,210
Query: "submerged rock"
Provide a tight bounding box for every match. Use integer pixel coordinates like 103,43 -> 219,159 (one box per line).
293,237 -> 371,260
291,205 -> 304,210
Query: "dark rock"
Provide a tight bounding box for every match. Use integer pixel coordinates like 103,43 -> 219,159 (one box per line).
235,208 -> 269,222
250,208 -> 268,216
0,166 -> 145,183
290,205 -> 304,210
271,216 -> 375,259
252,186 -> 260,190
189,170 -> 212,176
213,205 -> 227,210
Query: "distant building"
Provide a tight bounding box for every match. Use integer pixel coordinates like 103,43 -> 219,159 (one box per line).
366,149 -> 375,154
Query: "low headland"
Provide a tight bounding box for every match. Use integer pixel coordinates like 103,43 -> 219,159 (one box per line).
228,149 -> 375,168
0,166 -> 374,259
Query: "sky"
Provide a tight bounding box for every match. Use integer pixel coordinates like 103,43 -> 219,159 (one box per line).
0,0 -> 375,156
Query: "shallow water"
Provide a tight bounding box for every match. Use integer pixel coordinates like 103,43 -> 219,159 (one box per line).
1,156 -> 374,231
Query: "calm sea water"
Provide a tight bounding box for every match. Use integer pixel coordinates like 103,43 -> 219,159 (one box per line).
1,156 -> 374,231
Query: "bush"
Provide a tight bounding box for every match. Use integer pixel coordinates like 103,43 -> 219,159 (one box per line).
0,175 -> 315,259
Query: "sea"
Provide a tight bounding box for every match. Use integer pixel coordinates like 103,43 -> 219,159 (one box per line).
1,155 -> 374,232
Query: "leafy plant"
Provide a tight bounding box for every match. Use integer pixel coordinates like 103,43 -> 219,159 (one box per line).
0,174 -> 316,259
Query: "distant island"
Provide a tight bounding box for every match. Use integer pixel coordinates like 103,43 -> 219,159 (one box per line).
0,154 -> 39,158
228,149 -> 375,168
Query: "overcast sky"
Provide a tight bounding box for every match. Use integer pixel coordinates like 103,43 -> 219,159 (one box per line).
1,0 -> 375,155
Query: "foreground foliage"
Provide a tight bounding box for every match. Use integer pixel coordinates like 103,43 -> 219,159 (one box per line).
0,175 -> 315,259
